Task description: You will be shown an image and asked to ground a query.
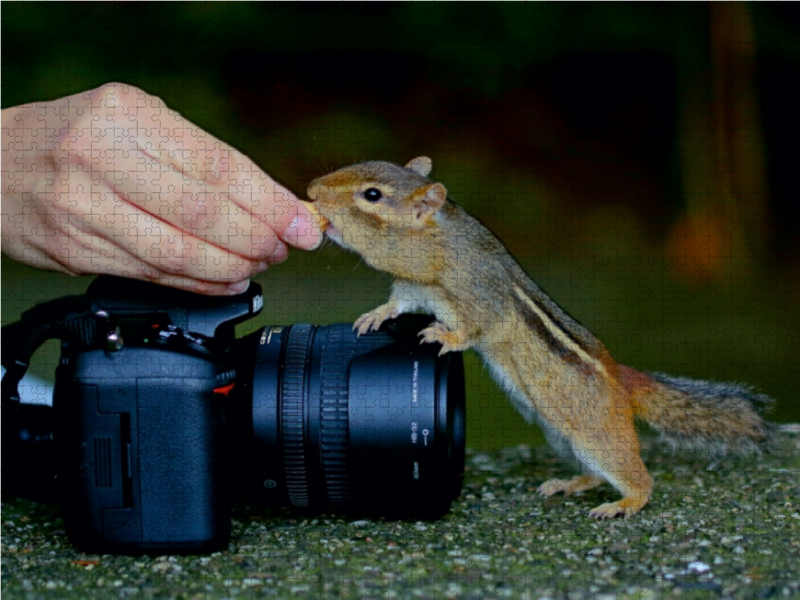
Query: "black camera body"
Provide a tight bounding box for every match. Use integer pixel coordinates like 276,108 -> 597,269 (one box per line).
2,276 -> 465,555
58,344 -> 232,553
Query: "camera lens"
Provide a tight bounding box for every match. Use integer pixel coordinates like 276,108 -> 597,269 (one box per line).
230,315 -> 465,519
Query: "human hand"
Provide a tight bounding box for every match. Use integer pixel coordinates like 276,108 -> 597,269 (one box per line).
1,82 -> 322,295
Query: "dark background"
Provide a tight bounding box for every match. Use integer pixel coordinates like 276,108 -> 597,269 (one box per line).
3,3 -> 799,447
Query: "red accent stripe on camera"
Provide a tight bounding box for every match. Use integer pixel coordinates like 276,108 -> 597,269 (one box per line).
213,383 -> 235,397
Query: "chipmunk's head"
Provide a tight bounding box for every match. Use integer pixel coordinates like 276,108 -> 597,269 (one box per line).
305,157 -> 448,262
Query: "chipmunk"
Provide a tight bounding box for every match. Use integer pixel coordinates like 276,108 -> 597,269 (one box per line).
303,157 -> 774,519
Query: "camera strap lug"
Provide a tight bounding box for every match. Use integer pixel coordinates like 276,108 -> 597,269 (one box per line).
1,294 -> 102,406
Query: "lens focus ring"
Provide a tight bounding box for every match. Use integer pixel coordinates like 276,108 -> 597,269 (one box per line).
318,327 -> 359,508
281,325 -> 313,507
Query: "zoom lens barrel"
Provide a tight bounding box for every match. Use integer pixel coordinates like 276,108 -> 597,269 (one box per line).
231,315 -> 465,519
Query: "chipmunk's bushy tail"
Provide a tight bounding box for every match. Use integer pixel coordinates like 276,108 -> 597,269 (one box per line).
627,368 -> 775,455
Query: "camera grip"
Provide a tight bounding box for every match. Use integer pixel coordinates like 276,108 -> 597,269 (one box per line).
57,349 -> 232,555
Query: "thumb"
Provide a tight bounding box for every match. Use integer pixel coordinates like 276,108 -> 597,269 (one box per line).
268,189 -> 323,251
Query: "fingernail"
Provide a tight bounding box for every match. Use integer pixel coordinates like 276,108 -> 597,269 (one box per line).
229,280 -> 250,294
285,214 -> 322,250
269,240 -> 288,263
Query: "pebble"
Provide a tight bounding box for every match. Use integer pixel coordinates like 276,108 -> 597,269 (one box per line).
2,439 -> 798,599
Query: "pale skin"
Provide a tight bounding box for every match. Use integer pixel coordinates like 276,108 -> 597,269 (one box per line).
1,82 -> 322,295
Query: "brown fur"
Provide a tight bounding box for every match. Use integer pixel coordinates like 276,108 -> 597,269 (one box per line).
306,158 -> 773,519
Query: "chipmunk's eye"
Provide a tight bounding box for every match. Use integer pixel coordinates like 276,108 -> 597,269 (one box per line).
363,188 -> 383,202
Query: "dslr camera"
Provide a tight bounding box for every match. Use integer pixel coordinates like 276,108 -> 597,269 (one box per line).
2,276 -> 465,554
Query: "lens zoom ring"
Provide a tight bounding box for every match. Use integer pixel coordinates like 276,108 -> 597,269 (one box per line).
281,325 -> 312,507
318,327 -> 360,508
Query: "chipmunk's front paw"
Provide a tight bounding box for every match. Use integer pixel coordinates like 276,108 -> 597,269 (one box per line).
418,322 -> 471,356
353,304 -> 398,336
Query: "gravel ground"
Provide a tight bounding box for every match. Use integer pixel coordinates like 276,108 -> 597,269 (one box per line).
3,428 -> 799,600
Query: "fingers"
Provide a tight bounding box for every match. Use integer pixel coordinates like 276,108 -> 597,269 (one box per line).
51,169 -> 281,283
3,82 -> 324,296
75,83 -> 323,252
263,183 -> 324,251
3,166 -> 274,293
32,217 -> 255,296
80,149 -> 290,261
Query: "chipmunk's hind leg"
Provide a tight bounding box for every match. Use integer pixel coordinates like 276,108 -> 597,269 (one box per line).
573,414 -> 654,519
537,425 -> 605,497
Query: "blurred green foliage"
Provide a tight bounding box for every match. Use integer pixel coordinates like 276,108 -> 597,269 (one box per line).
4,4 -> 708,101
3,3 -> 799,446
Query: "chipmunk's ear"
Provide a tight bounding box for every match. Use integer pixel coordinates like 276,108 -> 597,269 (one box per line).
405,156 -> 432,177
409,183 -> 447,230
